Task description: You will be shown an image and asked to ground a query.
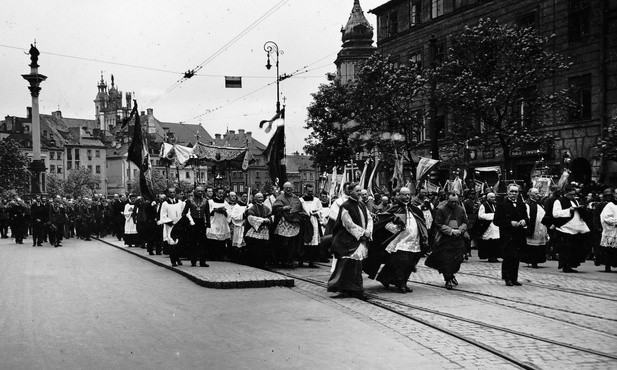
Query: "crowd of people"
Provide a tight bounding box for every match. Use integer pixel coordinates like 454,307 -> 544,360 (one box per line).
3,180 -> 616,300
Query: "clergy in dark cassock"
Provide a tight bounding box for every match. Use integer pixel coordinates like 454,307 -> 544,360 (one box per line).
244,193 -> 272,268
327,184 -> 373,300
183,186 -> 211,267
424,192 -> 468,290
374,187 -> 429,293
271,182 -> 309,267
522,188 -> 548,268
552,184 -> 590,273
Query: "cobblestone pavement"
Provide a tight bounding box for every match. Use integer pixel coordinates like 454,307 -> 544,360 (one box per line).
275,255 -> 617,370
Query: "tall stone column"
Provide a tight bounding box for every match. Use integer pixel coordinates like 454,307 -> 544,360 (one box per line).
22,43 -> 47,195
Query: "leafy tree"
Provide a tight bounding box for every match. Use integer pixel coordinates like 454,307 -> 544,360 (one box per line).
430,18 -> 570,174
596,116 -> 617,161
46,174 -> 65,197
304,80 -> 356,170
64,166 -> 101,198
0,139 -> 30,195
351,53 -> 424,164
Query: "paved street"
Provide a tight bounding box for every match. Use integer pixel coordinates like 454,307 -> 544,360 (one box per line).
1,235 -> 616,369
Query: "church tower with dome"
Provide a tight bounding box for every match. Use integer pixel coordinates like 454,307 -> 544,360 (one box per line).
334,0 -> 376,85
94,73 -> 132,131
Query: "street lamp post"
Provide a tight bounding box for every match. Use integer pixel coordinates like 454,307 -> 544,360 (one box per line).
22,42 -> 47,195
264,41 -> 281,114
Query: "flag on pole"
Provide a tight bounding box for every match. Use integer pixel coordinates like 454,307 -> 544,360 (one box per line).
328,166 -> 337,200
557,169 -> 570,189
127,101 -> 153,201
391,149 -> 404,189
415,157 -> 440,183
262,124 -> 287,186
366,157 -> 379,197
338,165 -> 348,198
259,108 -> 285,134
358,159 -> 370,190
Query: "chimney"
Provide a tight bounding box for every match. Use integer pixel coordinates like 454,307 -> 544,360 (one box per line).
147,108 -> 153,116
238,129 -> 245,135
27,107 -> 32,119
215,134 -> 221,140
52,111 -> 62,119
228,130 -> 235,135
246,131 -> 253,144
140,111 -> 145,116
5,116 -> 13,131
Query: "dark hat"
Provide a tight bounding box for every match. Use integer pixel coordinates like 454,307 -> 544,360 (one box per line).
603,188 -> 614,196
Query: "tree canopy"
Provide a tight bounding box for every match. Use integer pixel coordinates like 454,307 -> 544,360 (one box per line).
431,18 -> 570,171
64,166 -> 101,198
0,139 -> 31,195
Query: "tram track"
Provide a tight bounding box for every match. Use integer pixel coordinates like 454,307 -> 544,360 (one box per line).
450,269 -> 617,302
314,262 -> 617,334
272,268 -> 617,369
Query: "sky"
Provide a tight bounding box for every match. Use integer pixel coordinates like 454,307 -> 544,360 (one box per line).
1,0 -> 384,153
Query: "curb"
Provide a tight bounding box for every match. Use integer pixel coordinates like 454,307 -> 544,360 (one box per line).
94,237 -> 294,289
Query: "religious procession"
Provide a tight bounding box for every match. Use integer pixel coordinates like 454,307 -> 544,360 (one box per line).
4,171 -> 616,302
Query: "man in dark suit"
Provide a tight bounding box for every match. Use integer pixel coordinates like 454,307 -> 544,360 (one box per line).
494,184 -> 529,286
147,194 -> 165,255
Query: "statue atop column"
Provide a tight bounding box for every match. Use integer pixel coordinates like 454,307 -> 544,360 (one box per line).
28,43 -> 40,68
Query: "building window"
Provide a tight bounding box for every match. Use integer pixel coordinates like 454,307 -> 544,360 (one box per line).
127,169 -> 130,179
413,110 -> 426,142
74,149 -> 80,160
186,171 -> 190,179
256,171 -> 260,179
75,161 -> 80,168
387,11 -> 398,37
431,0 -> 444,19
50,165 -> 56,174
87,150 -> 92,159
95,150 -> 101,158
568,74 -> 592,121
436,115 -> 447,139
67,149 -> 72,161
67,161 -> 72,170
517,11 -> 537,29
410,1 -> 421,26
568,0 -> 590,42
133,169 -> 138,178
57,165 -> 63,174
88,165 -> 93,172
410,50 -> 423,70
95,165 -> 101,174
433,41 -> 445,65
453,0 -> 463,10
50,152 -> 55,160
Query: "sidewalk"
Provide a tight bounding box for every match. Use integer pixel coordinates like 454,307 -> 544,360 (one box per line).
95,236 -> 294,289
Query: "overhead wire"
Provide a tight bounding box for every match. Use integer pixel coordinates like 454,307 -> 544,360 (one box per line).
147,0 -> 289,107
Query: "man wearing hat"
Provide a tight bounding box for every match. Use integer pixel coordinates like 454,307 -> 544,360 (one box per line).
552,184 -> 590,272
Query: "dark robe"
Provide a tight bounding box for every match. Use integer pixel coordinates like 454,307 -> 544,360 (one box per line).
494,197 -> 529,282
424,202 -> 468,279
327,198 -> 370,294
